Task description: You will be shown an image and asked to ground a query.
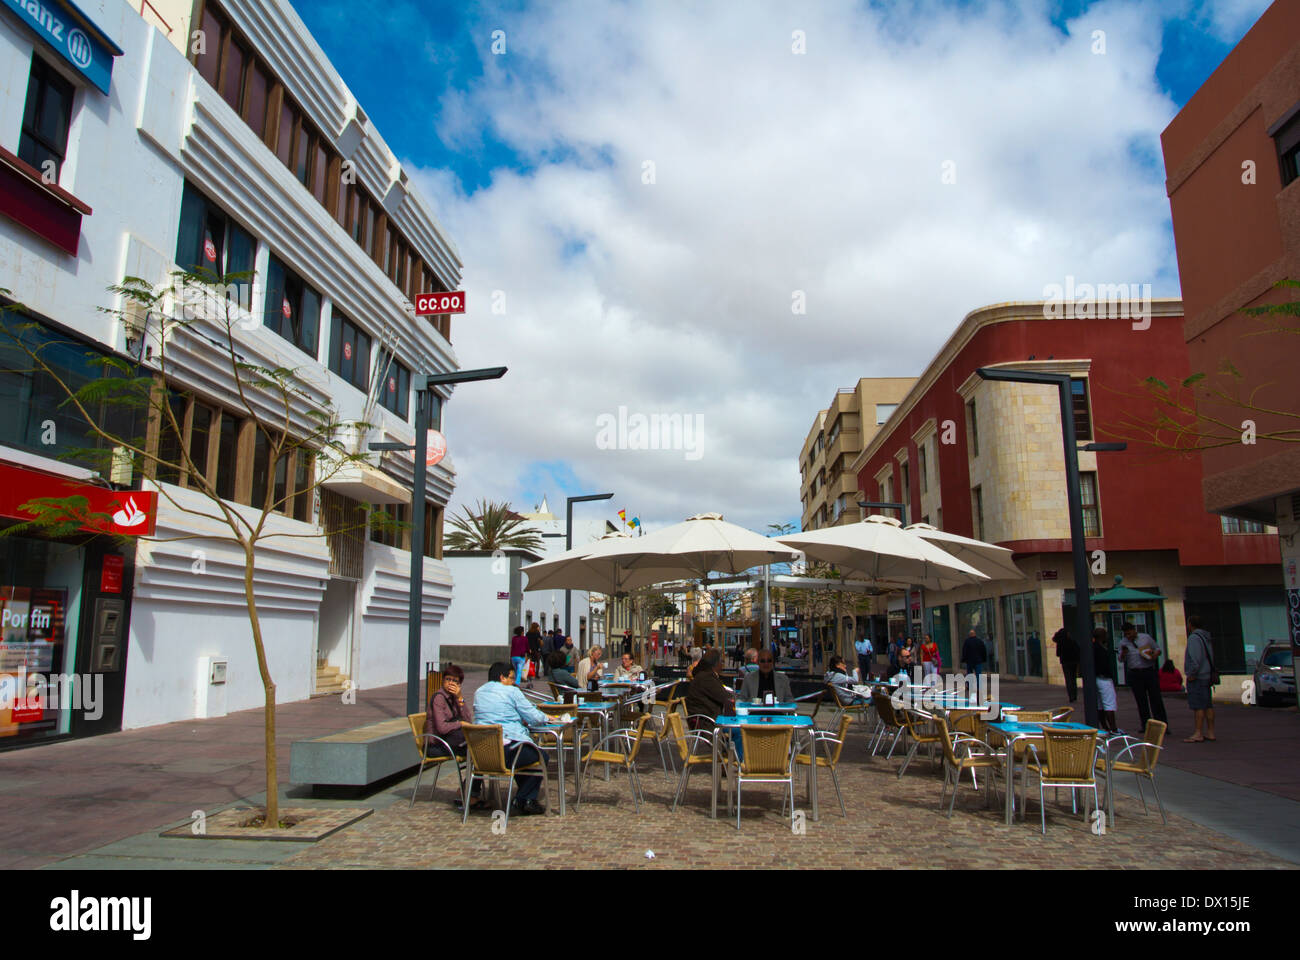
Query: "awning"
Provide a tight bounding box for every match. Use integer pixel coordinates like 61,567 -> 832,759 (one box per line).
319,463 -> 411,506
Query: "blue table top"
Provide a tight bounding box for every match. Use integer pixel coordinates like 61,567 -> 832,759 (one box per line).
735,701 -> 797,710
988,721 -> 1097,735
716,714 -> 813,727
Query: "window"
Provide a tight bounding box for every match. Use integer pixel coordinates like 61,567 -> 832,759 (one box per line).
423,503 -> 442,558
1080,471 -> 1100,537
875,403 -> 897,425
972,486 -> 984,541
371,503 -> 408,548
176,182 -> 256,302
293,452 -> 313,523
219,36 -> 248,114
215,410 -> 238,501
375,350 -> 410,419
195,5 -> 224,88
328,314 -> 372,393
18,58 -> 75,181
901,462 -> 910,507
245,62 -> 270,138
264,255 -> 321,357
1071,379 -> 1092,441
967,400 -> 979,457
250,429 -> 292,513
918,442 -> 928,494
1272,106 -> 1300,188
427,392 -> 443,432
1221,516 -> 1266,534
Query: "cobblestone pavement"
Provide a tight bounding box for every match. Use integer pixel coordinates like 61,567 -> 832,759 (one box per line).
276,721 -> 1293,870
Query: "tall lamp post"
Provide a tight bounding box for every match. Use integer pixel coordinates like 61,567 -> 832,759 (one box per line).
975,368 -> 1125,729
370,365 -> 507,715
564,492 -> 614,638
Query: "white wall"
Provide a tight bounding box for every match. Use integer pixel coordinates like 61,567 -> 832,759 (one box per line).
441,556 -> 511,650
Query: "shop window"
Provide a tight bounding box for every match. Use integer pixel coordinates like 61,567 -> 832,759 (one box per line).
264,255 -> 320,357
18,57 -> 76,182
328,314 -> 372,393
375,350 -> 410,420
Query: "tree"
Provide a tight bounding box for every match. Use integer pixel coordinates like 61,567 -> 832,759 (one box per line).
444,499 -> 543,552
1108,280 -> 1300,453
0,270 -> 385,828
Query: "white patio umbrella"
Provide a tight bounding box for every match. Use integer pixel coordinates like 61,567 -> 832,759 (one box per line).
776,515 -> 991,591
522,533 -> 684,594
592,512 -> 801,578
903,522 -> 1027,582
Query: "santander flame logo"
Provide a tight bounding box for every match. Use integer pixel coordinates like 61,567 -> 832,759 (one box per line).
112,496 -> 147,529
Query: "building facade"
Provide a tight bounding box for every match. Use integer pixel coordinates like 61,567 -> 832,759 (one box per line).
1,0 -> 462,745
850,300 -> 1284,689
1160,0 -> 1300,663
799,378 -> 916,531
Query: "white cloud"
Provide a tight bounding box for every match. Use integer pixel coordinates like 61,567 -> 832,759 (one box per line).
409,0 -> 1185,535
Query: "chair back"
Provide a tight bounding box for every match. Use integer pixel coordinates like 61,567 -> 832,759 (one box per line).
1050,706 -> 1074,721
1014,710 -> 1053,722
738,725 -> 795,776
1040,726 -> 1098,780
950,710 -> 986,741
407,713 -> 428,759
827,713 -> 853,764
625,714 -> 656,761
934,715 -> 960,767
872,692 -> 900,727
655,682 -> 680,705
1139,719 -> 1167,771
547,681 -> 563,701
461,723 -> 509,776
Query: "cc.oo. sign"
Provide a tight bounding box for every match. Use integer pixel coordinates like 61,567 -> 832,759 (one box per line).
414,291 -> 466,316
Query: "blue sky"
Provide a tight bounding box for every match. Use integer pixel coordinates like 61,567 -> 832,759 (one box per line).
292,0 -> 1272,537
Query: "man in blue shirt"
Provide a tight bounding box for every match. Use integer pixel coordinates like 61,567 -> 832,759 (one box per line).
854,634 -> 874,682
473,662 -> 551,815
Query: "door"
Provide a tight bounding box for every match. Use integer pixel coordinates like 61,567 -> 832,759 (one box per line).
1002,593 -> 1041,677
318,577 -> 357,679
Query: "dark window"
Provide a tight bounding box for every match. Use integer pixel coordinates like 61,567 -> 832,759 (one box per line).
1071,378 -> 1092,441
972,486 -> 984,541
293,452 -> 312,522
215,411 -> 238,501
220,37 -> 247,114
175,182 -> 256,305
376,351 -> 410,420
967,399 -> 979,457
328,313 -> 372,393
918,442 -> 928,494
1272,107 -> 1300,188
265,255 -> 320,357
428,392 -> 442,431
295,123 -> 311,185
275,99 -> 295,167
1080,471 -> 1100,537
155,389 -> 189,485
371,502 -> 407,548
18,57 -> 75,181
195,6 -> 224,88
1221,516 -> 1266,534
1182,601 -> 1247,674
312,141 -> 328,203
190,403 -> 213,486
245,62 -> 270,137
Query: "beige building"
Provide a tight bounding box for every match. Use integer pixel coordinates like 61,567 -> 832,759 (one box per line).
799,379 -> 916,531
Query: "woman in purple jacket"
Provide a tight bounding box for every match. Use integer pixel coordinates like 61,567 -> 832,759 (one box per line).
424,664 -> 483,808
510,626 -> 529,684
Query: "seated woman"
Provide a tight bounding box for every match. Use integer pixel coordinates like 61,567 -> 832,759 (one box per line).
548,651 -> 578,693
424,663 -> 483,808
825,655 -> 866,705
1159,658 -> 1184,694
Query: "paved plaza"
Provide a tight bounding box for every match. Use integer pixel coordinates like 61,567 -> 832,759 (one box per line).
1,669 -> 1295,870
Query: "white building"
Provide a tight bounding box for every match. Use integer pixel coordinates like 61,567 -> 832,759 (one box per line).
0,0 -> 462,745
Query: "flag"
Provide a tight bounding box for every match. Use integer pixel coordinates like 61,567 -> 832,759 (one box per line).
629,517 -> 640,529
618,509 -> 627,523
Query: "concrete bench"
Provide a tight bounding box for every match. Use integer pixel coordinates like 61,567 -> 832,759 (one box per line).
289,717 -> 418,788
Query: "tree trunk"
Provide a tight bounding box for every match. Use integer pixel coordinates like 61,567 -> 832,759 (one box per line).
243,543 -> 278,827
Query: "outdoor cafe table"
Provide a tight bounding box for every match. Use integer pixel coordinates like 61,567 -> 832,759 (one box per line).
529,721 -> 573,816
710,714 -> 818,823
986,720 -> 1098,826
734,700 -> 798,714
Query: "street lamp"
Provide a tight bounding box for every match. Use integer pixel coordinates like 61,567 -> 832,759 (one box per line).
564,492 -> 614,637
975,368 -> 1125,728
370,365 -> 507,715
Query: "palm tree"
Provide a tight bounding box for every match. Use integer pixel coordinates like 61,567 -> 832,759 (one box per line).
445,499 -> 543,552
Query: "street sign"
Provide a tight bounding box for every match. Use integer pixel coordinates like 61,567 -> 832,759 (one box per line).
426,430 -> 447,467
414,291 -> 466,316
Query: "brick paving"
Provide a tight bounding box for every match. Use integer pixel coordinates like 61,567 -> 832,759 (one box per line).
275,714 -> 1292,871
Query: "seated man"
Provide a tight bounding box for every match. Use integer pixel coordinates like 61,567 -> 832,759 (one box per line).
472,661 -> 551,816
684,648 -> 734,728
742,647 -> 760,672
613,651 -> 645,681
739,649 -> 794,703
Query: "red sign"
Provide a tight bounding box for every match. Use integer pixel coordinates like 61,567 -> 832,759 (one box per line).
203,234 -> 217,263
496,591 -> 510,600
101,554 -> 123,593
0,463 -> 158,537
342,341 -> 352,360
414,291 -> 466,316
426,430 -> 447,467
282,298 -> 292,319
10,698 -> 43,724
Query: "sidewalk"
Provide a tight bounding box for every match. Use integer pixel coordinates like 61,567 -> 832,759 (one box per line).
1,671 -> 1295,869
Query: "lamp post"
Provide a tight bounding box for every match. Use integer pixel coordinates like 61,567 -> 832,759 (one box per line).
370,365 -> 507,715
974,368 -> 1125,729
564,492 -> 614,638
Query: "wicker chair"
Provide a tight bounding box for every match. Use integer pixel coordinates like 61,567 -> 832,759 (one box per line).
934,716 -> 1004,816
665,711 -> 721,812
1096,719 -> 1168,824
1023,726 -> 1100,834
827,682 -> 871,728
795,689 -> 830,730
459,723 -> 550,827
405,713 -> 465,808
1011,710 -> 1054,722
896,708 -> 945,778
793,713 -> 853,816
577,714 -> 657,812
730,724 -> 797,830
1050,706 -> 1074,722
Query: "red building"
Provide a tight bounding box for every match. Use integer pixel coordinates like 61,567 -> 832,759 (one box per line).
848,300 -> 1282,685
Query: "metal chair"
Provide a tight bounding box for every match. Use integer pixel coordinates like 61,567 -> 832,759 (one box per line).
576,714 -> 657,812
405,713 -> 464,808
896,707 -> 945,778
827,682 -> 871,728
731,724 -> 797,830
793,713 -> 852,816
1096,719 -> 1167,824
664,711 -> 720,812
870,692 -> 906,758
1023,726 -> 1100,834
934,716 -> 1003,816
459,723 -> 550,827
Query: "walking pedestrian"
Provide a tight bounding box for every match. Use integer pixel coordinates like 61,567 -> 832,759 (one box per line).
1091,627 -> 1118,733
1183,615 -> 1217,743
960,629 -> 987,684
920,634 -> 940,680
1053,626 -> 1079,703
854,633 -> 874,683
1119,622 -> 1168,730
509,625 -> 528,685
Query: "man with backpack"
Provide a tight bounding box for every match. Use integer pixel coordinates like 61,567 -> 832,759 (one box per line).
1183,616 -> 1218,743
